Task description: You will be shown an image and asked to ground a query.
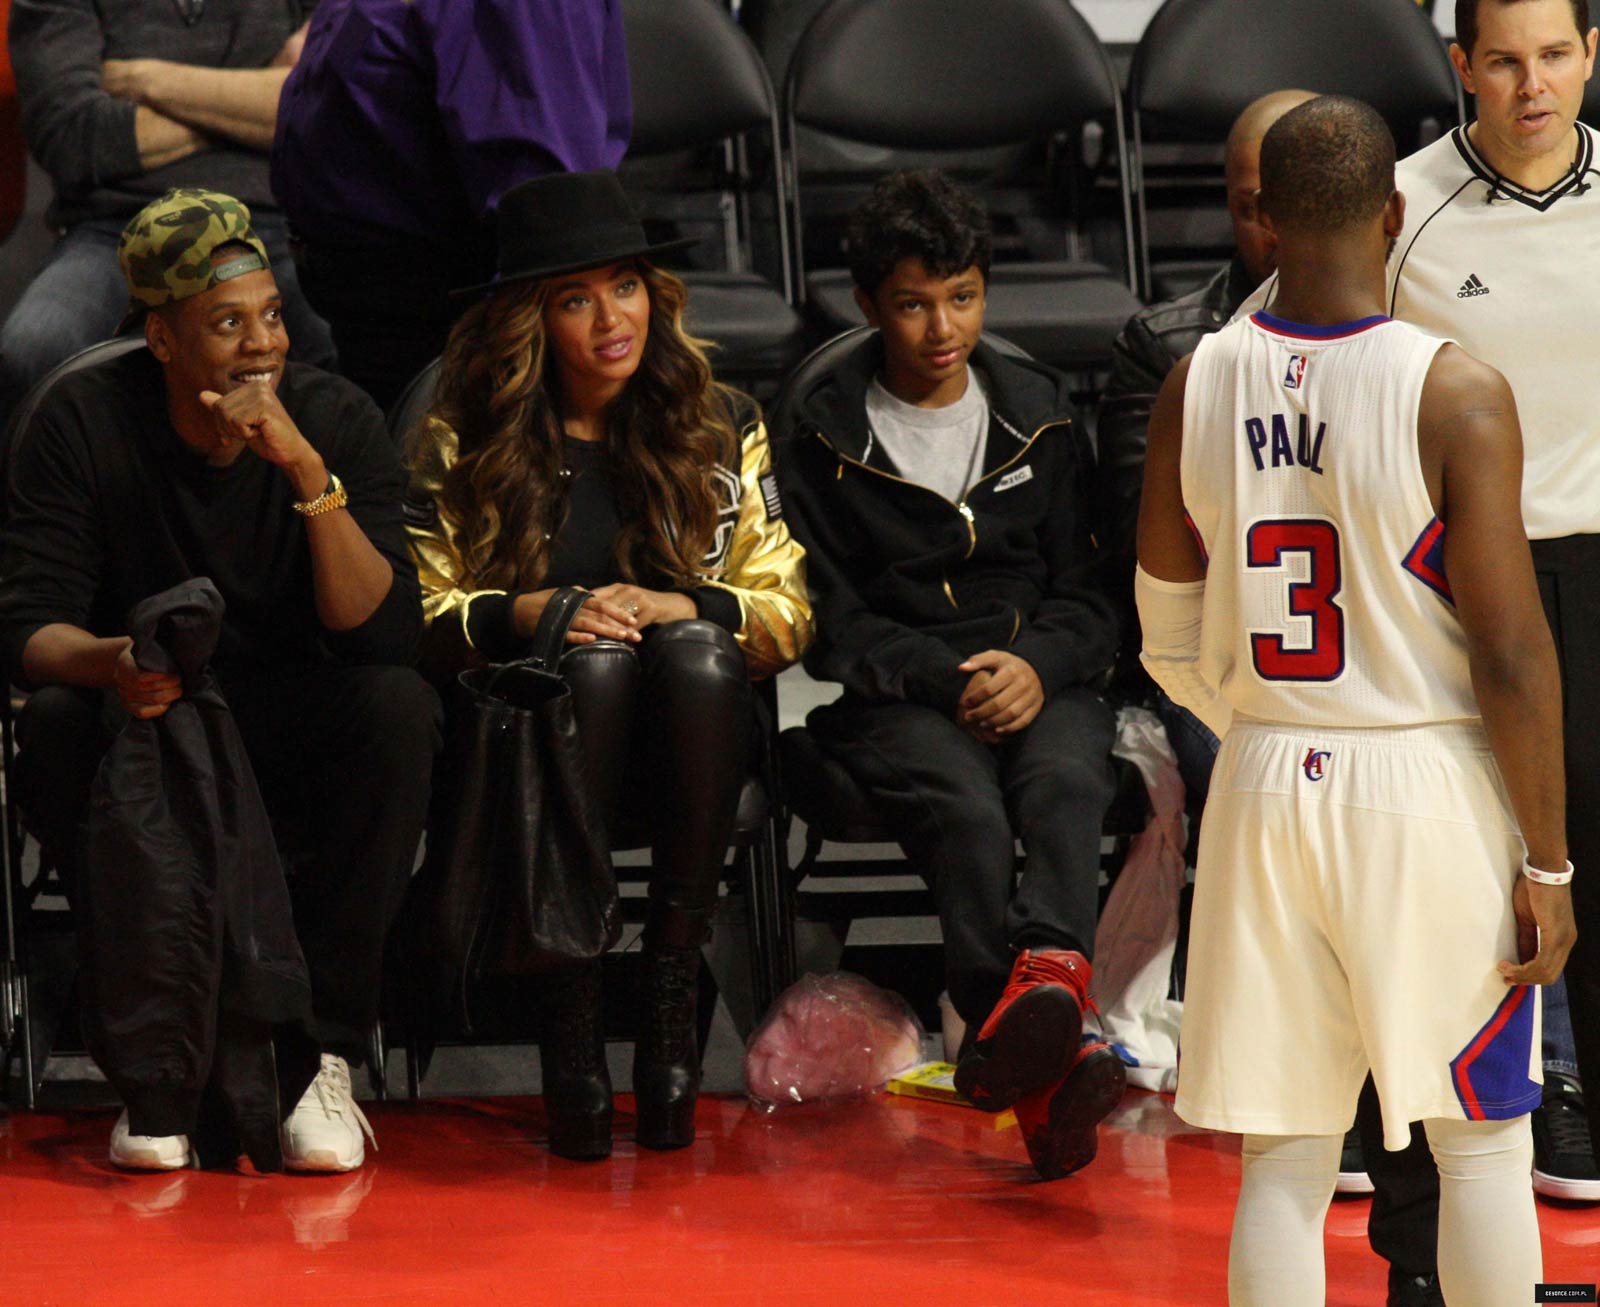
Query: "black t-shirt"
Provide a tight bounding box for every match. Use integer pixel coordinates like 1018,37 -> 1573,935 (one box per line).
543,436 -> 622,591
0,350 -> 422,682
459,430 -> 744,661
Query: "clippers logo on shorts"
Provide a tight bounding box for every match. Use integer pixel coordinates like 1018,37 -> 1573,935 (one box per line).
1302,748 -> 1331,782
1283,355 -> 1308,390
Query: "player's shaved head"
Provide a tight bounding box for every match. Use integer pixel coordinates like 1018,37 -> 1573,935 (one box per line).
1258,96 -> 1396,235
1224,89 -> 1318,184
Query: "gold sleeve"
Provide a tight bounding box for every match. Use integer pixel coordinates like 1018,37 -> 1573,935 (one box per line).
405,416 -> 509,671
704,421 -> 814,679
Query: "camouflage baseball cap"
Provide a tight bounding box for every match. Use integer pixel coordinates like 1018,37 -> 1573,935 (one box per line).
117,189 -> 272,325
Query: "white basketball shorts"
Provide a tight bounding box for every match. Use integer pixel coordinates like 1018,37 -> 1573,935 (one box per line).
1174,719 -> 1542,1150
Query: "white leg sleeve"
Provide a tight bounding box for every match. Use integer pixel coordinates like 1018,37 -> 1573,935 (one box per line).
1229,1133 -> 1342,1307
1424,1116 -> 1541,1307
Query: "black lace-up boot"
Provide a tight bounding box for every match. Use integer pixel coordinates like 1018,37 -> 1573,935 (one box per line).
539,962 -> 612,1160
633,906 -> 712,1151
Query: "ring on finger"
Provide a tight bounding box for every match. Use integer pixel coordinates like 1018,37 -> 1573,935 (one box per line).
623,599 -> 641,617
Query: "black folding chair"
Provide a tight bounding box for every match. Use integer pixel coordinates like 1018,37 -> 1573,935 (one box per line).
1128,0 -> 1464,300
783,0 -> 1142,374
1,336 -> 146,1107
620,0 -> 805,397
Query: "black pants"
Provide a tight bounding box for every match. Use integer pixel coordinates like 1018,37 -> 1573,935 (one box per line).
294,240 -> 478,414
807,687 -> 1116,1026
1531,534 -> 1600,1150
560,621 -> 753,950
1357,1076 -> 1439,1279
16,664 -> 441,1060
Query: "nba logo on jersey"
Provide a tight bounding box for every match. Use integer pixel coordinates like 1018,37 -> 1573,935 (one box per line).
1283,355 -> 1308,390
1302,748 -> 1331,781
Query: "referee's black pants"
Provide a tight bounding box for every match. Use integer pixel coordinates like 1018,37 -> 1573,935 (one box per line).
806,686 -> 1116,1027
1531,533 -> 1600,1151
15,664 -> 441,1063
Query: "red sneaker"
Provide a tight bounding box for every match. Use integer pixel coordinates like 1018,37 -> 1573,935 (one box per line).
1015,1040 -> 1127,1181
953,949 -> 1093,1112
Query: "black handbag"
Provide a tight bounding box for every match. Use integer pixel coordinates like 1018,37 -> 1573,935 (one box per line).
413,586 -> 621,1022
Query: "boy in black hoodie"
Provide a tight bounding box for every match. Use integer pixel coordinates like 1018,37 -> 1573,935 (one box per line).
777,171 -> 1124,1178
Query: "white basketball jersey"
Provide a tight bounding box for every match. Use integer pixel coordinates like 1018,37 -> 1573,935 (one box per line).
1182,311 -> 1479,728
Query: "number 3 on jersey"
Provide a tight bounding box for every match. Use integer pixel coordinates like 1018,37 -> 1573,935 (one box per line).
1246,518 -> 1345,681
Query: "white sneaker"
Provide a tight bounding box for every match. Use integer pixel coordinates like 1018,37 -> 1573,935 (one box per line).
280,1054 -> 376,1173
109,1110 -> 193,1171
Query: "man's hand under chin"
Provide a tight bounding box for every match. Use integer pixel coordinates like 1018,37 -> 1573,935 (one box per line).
199,383 -> 328,499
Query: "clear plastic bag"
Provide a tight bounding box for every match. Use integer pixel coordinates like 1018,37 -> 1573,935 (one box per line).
744,971 -> 925,1108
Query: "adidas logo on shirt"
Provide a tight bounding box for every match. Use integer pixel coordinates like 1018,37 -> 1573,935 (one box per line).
1456,274 -> 1490,298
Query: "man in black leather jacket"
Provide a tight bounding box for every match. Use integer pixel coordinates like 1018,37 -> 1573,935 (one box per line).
1097,91 -> 1446,1307
1099,90 -> 1313,712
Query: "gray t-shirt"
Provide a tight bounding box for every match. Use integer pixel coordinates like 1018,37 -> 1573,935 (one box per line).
865,368 -> 989,503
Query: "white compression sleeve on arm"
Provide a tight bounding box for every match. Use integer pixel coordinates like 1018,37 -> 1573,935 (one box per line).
1135,564 -> 1232,739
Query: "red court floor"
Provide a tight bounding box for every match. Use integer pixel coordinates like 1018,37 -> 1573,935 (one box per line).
2,1089 -> 1594,1306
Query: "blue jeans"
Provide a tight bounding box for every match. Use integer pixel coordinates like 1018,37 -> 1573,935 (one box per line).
1545,974 -> 1579,1078
0,215 -> 336,432
1154,689 -> 1220,802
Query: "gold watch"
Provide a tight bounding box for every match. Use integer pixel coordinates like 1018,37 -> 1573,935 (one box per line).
292,473 -> 348,517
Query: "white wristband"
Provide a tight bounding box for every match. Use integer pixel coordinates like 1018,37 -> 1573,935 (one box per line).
1521,856 -> 1574,886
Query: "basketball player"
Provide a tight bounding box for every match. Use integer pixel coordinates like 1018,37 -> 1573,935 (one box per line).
1242,0 -> 1600,1202
1137,96 -> 1576,1307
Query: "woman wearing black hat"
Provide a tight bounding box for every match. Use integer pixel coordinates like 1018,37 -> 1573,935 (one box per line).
405,169 -> 811,1159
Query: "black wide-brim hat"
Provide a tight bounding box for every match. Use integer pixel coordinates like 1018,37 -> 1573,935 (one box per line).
452,168 -> 698,299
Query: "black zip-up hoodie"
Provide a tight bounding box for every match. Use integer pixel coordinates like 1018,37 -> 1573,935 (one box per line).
776,336 -> 1117,716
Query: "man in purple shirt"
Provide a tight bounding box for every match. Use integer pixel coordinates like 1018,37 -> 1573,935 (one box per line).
272,0 -> 632,411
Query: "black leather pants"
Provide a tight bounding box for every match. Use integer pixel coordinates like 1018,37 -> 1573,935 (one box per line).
560,620 -> 753,949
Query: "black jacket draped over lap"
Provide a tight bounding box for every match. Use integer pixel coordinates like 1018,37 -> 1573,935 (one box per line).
80,578 -> 318,1169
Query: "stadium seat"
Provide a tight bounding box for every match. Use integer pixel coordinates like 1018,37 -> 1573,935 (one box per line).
1128,0 -> 1465,300
782,0 -> 1142,374
1,336 -> 145,1108
619,0 -> 805,398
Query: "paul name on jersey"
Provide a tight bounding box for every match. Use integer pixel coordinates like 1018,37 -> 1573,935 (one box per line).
1244,412 -> 1328,475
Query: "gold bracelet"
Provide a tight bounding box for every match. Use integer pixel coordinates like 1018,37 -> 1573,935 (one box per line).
292,473 -> 348,517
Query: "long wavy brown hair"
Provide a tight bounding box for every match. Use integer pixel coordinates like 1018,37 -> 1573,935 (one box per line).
429,260 -> 741,592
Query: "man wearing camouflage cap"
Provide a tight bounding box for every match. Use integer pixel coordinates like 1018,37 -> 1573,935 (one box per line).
0,189 -> 440,1174
119,188 -> 272,319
